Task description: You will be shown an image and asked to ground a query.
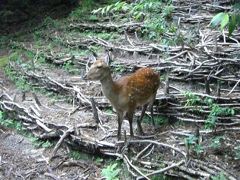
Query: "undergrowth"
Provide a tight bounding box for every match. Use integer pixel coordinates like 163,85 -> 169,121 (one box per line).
70,0 -> 116,20
92,0 -> 176,44
101,162 -> 121,180
0,111 -> 53,148
184,92 -> 235,130
5,52 -> 73,102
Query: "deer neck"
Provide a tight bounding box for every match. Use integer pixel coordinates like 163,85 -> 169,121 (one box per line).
100,74 -> 117,102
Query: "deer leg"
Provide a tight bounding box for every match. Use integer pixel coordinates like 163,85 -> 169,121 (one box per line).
150,94 -> 157,126
139,104 -> 147,122
150,103 -> 155,126
126,111 -> 134,137
117,112 -> 123,140
137,104 -> 148,135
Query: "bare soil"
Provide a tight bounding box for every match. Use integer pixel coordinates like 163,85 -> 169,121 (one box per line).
0,1 -> 240,179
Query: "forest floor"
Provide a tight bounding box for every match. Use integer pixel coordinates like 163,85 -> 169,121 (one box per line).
0,0 -> 240,179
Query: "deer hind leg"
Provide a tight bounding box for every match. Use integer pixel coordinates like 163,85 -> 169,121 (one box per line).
126,110 -> 134,137
137,104 -> 148,135
149,93 -> 157,126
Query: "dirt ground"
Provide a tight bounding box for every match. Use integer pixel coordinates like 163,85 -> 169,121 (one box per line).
0,68 -> 102,179
0,1 -> 240,179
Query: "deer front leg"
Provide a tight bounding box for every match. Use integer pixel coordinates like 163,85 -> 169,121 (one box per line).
117,112 -> 123,140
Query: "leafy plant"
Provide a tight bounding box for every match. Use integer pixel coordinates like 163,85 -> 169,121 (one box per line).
0,111 -> 4,119
211,172 -> 227,180
95,157 -> 104,165
204,97 -> 214,106
70,0 -> 109,20
105,107 -> 114,114
69,150 -> 83,160
210,136 -> 224,149
203,98 -> 235,130
184,92 -> 201,106
234,145 -> 240,160
155,115 -> 169,125
63,60 -> 76,74
210,3 -> 240,35
101,163 -> 121,180
42,17 -> 59,28
0,55 -> 9,67
185,135 -> 198,147
92,0 -> 175,42
92,1 -> 129,16
185,135 -> 204,155
69,150 -> 93,160
205,115 -> 217,130
113,64 -> 126,73
0,113 -> 53,148
194,144 -> 204,155
0,117 -> 25,132
205,104 -> 235,129
143,115 -> 168,126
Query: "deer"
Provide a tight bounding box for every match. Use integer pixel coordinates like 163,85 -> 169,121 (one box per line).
83,57 -> 160,140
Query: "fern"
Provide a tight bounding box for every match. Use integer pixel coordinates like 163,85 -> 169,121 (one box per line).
101,163 -> 121,180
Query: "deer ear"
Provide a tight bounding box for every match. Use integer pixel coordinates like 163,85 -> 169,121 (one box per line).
104,50 -> 113,65
89,49 -> 98,62
89,54 -> 97,62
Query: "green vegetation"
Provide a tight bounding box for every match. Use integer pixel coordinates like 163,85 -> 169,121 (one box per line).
70,0 -> 116,20
69,149 -> 122,180
69,149 -> 124,180
101,162 -> 121,180
210,3 -> 240,35
143,114 -> 168,126
63,60 -> 78,74
70,0 -> 97,19
5,52 -> 73,103
154,115 -> 169,125
105,107 -> 114,114
42,16 -> 61,29
184,92 -> 201,106
113,64 -> 126,73
69,149 -> 95,160
184,135 -> 204,156
92,0 -> 176,43
184,93 -> 235,130
235,145 -> 240,160
4,53 -> 32,91
205,102 -> 235,130
0,111 -> 53,148
0,55 -> 9,67
210,136 -> 224,149
211,172 -> 227,180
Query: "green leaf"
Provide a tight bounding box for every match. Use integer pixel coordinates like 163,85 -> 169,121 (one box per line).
0,111 -> 3,119
106,5 -> 112,13
101,7 -> 106,15
210,12 -> 225,27
236,14 -> 240,25
228,14 -> 237,35
220,13 -> 229,30
91,8 -> 101,14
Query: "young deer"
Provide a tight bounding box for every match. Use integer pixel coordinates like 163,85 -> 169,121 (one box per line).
84,58 -> 160,140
